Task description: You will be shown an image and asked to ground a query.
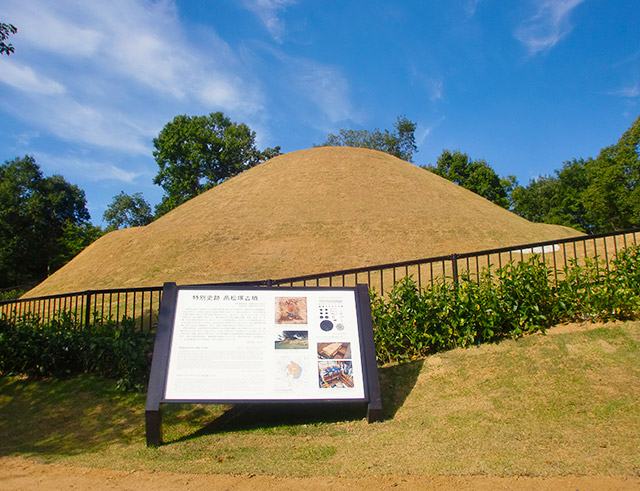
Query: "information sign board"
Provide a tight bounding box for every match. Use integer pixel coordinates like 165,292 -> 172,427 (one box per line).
145,283 -> 381,446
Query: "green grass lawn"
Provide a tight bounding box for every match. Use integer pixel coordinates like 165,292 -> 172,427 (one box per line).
1,321 -> 639,478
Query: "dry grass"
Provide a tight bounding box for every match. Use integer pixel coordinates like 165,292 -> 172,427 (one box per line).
1,321 -> 638,478
27,147 -> 578,297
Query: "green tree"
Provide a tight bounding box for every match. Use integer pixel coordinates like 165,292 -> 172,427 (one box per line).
0,156 -> 97,287
582,116 -> 640,232
424,150 -> 515,208
54,221 -> 103,267
511,159 -> 590,231
153,112 -> 281,216
103,191 -> 153,230
321,116 -> 418,162
512,116 -> 640,233
0,23 -> 17,56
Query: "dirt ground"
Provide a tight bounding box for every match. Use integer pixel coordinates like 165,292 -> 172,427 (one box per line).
2,457 -> 639,491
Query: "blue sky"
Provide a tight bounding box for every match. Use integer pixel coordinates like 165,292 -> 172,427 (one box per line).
0,0 -> 638,225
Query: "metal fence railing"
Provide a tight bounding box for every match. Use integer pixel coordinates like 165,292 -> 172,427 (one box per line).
269,228 -> 639,292
1,228 -> 638,329
0,286 -> 164,331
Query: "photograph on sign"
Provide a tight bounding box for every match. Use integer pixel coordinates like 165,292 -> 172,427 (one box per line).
163,289 -> 366,401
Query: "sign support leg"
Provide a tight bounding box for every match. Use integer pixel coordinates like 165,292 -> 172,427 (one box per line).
367,398 -> 383,422
145,408 -> 162,446
355,284 -> 384,423
144,282 -> 178,447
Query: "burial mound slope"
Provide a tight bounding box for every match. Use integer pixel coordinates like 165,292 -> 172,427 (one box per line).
27,147 -> 579,296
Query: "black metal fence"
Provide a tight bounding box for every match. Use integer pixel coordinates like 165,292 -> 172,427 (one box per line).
1,228 -> 638,329
0,286 -> 164,331
269,228 -> 639,290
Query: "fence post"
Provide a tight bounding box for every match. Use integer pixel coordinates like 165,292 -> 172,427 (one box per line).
451,254 -> 459,285
84,292 -> 91,327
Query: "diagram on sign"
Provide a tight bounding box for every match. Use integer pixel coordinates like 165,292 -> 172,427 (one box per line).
318,299 -> 345,332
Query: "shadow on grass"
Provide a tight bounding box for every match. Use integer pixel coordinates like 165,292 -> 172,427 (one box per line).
164,359 -> 424,445
0,359 -> 424,452
0,375 -> 145,457
379,359 -> 424,419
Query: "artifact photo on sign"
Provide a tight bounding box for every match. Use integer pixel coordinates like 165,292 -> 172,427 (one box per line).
317,342 -> 352,359
274,330 -> 309,349
275,296 -> 308,324
318,360 -> 354,388
285,360 -> 303,379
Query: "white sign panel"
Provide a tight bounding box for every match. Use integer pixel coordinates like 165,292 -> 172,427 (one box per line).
164,289 -> 366,400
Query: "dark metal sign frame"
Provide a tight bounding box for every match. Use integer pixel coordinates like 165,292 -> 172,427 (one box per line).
145,282 -> 382,446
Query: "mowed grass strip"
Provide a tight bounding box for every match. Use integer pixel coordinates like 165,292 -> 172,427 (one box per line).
1,321 -> 638,478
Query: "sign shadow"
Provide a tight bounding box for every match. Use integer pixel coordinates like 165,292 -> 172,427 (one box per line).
162,358 -> 423,445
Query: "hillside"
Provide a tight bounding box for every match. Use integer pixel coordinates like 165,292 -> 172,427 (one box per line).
27,147 -> 579,296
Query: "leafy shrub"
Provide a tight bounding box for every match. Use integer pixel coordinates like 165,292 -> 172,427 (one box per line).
555,247 -> 640,322
1,246 -> 638,385
0,313 -> 153,390
0,288 -> 26,301
371,247 -> 640,364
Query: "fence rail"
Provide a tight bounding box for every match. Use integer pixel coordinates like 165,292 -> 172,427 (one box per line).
269,228 -> 639,291
2,228 -> 638,329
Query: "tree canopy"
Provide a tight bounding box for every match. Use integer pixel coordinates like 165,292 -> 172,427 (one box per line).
321,116 -> 418,162
0,156 -> 100,288
424,150 -> 515,208
0,23 -> 17,56
103,191 -> 153,230
153,112 -> 281,216
512,116 -> 640,233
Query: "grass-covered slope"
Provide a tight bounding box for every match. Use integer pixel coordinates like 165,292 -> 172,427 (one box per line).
27,147 -> 578,296
1,321 -> 637,477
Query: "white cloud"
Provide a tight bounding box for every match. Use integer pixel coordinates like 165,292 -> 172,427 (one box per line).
416,126 -> 433,148
609,83 -> 640,99
289,56 -> 356,124
416,117 -> 445,148
241,0 -> 297,42
35,152 -> 143,183
43,100 -> 152,155
465,0 -> 482,17
0,0 -> 264,154
5,1 -> 103,57
0,60 -> 66,95
0,90 -> 152,155
14,131 -> 41,148
408,66 -> 444,103
74,1 -> 252,105
427,78 -> 444,102
515,0 -> 584,55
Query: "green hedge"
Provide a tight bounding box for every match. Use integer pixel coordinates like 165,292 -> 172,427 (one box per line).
0,313 -> 153,390
1,245 -> 638,387
0,288 -> 27,301
371,245 -> 640,364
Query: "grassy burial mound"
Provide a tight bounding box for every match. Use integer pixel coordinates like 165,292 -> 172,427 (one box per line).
27,147 -> 578,297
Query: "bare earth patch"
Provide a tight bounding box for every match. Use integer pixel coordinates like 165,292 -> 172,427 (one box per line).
2,457 -> 639,491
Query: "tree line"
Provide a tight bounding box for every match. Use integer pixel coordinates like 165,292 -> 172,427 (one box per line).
1,111 -> 638,289
426,116 -> 639,234
0,112 -> 280,289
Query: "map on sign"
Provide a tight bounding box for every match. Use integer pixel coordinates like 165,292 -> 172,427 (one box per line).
164,289 -> 366,401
